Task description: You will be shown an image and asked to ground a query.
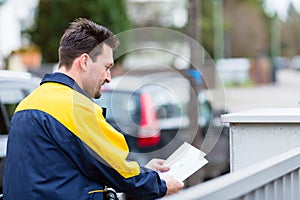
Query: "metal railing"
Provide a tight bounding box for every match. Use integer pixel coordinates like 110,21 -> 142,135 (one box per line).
162,146 -> 300,200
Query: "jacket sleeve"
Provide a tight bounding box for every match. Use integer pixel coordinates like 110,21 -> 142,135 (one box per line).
82,142 -> 167,200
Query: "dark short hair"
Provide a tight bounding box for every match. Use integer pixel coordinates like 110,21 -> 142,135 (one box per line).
58,18 -> 119,69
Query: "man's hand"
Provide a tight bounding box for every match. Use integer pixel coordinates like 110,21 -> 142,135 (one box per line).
145,158 -> 170,172
145,159 -> 184,195
164,176 -> 184,195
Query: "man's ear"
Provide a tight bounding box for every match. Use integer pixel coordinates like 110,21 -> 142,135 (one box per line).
79,53 -> 89,71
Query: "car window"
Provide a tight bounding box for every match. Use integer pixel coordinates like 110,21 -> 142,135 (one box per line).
0,102 -> 9,135
95,91 -> 141,125
0,89 -> 26,121
0,88 -> 29,135
198,92 -> 212,126
0,77 -> 40,135
144,82 -> 189,120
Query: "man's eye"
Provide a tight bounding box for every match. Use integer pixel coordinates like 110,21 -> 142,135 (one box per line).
106,64 -> 113,70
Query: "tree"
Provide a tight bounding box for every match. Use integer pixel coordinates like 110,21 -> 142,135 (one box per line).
200,1 -> 214,57
199,0 -> 270,59
282,2 -> 300,56
26,0 -> 131,63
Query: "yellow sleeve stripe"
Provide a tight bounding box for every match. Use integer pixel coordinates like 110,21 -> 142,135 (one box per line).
16,82 -> 140,178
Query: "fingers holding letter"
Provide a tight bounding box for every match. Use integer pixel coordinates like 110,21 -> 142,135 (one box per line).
145,158 -> 170,172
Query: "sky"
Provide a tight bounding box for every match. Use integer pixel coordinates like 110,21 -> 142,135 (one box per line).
264,0 -> 300,19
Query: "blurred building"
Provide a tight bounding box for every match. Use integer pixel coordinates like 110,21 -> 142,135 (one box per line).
7,45 -> 42,72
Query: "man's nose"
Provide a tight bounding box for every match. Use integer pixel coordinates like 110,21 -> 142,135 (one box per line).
105,70 -> 111,83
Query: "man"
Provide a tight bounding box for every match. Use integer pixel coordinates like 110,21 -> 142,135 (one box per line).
3,18 -> 183,200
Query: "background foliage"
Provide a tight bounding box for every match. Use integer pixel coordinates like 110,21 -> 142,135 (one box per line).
26,0 -> 300,63
27,0 -> 131,63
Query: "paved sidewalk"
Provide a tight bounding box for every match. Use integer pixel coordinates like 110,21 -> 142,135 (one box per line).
217,69 -> 300,113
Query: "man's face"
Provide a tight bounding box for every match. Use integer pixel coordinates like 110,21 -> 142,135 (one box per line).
84,44 -> 114,99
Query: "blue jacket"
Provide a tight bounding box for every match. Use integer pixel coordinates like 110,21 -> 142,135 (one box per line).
3,73 -> 167,200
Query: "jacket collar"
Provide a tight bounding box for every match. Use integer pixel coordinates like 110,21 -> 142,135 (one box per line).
41,72 -> 92,101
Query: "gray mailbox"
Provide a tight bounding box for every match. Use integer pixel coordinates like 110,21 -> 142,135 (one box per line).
221,108 -> 300,172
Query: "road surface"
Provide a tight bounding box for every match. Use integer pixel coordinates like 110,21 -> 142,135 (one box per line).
212,69 -> 300,113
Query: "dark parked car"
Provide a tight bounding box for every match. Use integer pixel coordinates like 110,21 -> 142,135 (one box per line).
0,70 -> 41,191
